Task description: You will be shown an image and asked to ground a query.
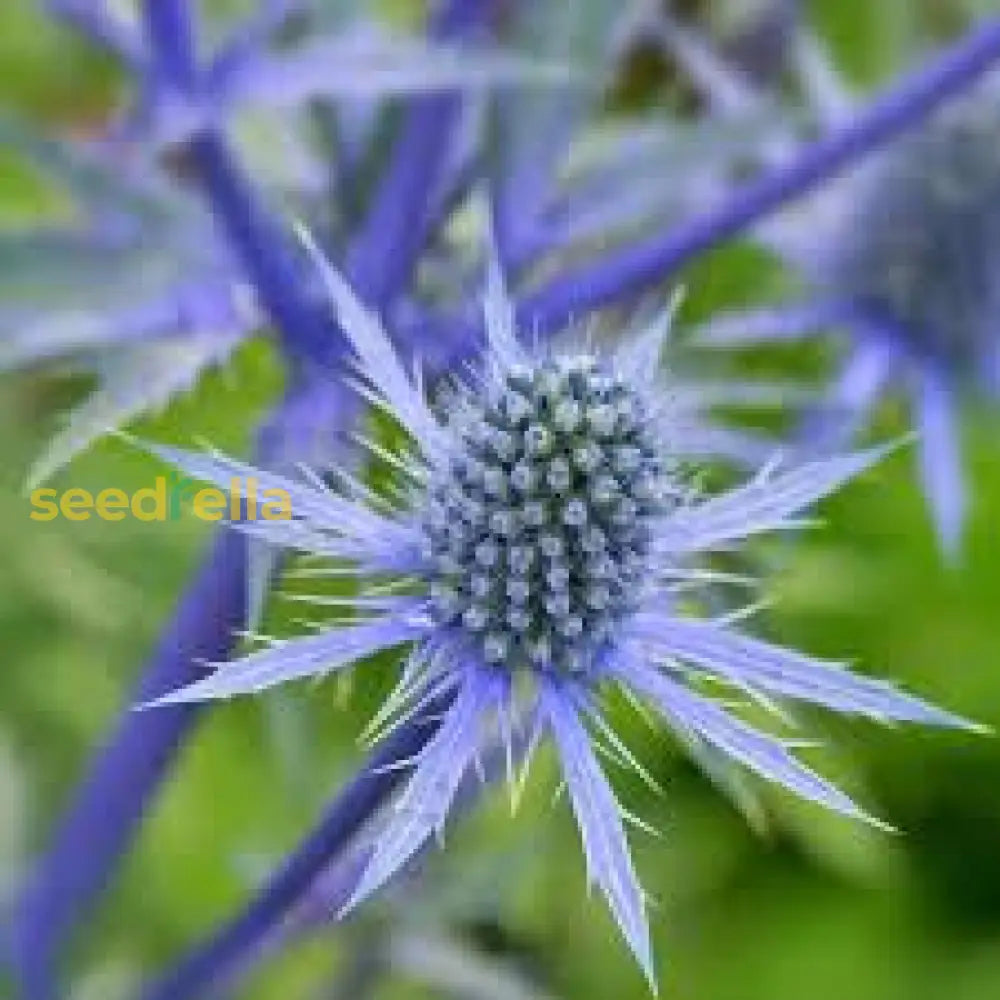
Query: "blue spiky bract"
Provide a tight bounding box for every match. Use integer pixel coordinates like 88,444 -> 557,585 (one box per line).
146,244 -> 975,989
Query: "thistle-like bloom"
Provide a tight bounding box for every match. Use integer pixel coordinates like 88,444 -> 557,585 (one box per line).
677,19 -> 1000,553
777,86 -> 1000,554
807,91 -> 1000,554
144,244 -> 972,985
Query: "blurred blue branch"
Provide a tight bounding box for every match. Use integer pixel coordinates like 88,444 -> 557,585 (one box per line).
12,521 -> 249,1000
141,0 -> 197,93
139,694 -> 453,1000
188,131 -> 339,369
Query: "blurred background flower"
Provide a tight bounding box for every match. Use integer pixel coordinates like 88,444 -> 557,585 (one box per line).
680,7 -> 1000,554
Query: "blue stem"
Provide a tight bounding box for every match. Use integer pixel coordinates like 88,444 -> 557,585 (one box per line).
10,384 -> 339,1000
189,131 -> 340,369
11,528 -> 248,1000
141,0 -> 197,92
139,699 -> 452,1000
144,5 -> 337,369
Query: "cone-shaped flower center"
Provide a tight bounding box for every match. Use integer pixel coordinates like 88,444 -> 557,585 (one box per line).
422,354 -> 669,674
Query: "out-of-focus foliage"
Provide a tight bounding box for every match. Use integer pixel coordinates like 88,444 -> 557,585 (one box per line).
3,1 -> 1000,999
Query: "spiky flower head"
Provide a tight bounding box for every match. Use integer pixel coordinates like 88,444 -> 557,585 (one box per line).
687,27 -> 1000,553
824,92 -> 1000,386
422,347 -> 675,676
809,90 -> 1000,550
147,240 -> 974,986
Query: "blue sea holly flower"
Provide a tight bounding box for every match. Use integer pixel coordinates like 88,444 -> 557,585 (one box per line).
145,246 -> 974,986
674,19 -> 1000,553
785,85 -> 1000,554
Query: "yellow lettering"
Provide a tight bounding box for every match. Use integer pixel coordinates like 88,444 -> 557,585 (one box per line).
246,476 -> 257,520
261,490 -> 292,520
193,488 -> 226,522
29,488 -> 59,521
132,477 -> 167,522
96,488 -> 129,521
230,477 -> 241,519
60,488 -> 93,521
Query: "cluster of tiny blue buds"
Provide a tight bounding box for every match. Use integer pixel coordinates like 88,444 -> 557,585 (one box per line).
832,97 -> 1000,377
421,354 -> 670,675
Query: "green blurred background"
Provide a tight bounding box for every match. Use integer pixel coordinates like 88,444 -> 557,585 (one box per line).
3,1 -> 1000,997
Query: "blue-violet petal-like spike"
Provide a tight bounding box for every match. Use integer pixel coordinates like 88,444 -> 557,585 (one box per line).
542,679 -> 654,987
